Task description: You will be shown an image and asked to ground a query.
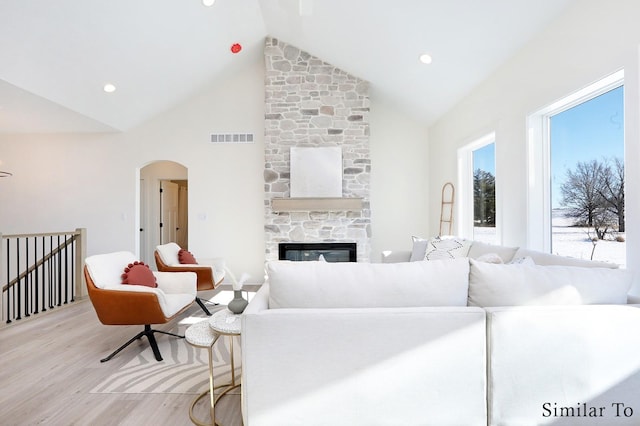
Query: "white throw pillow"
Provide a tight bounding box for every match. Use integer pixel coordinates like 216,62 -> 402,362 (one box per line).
424,236 -> 472,261
409,236 -> 430,262
476,253 -> 504,264
512,248 -> 618,269
267,258 -> 471,308
467,241 -> 518,263
468,259 -> 632,307
508,256 -> 535,265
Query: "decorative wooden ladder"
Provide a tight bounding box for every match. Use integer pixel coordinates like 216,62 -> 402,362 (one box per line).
439,182 -> 455,236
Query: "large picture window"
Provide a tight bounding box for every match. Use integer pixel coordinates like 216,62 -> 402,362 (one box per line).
550,85 -> 624,265
527,70 -> 625,266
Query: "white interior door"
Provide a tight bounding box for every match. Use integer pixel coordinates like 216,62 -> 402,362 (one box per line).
177,185 -> 188,249
160,180 -> 179,245
139,178 -> 149,263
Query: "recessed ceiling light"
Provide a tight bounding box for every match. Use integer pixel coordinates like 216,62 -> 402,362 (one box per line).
419,53 -> 433,64
103,83 -> 116,93
202,0 -> 215,6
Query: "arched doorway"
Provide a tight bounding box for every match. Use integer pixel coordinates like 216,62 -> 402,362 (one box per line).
139,161 -> 188,266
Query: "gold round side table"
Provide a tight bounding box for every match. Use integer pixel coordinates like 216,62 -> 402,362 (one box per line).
185,309 -> 242,426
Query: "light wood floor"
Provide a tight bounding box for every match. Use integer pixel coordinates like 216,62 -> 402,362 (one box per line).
0,291 -> 243,426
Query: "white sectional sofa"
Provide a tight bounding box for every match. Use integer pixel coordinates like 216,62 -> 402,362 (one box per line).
241,240 -> 640,425
486,305 -> 640,425
381,239 -> 620,268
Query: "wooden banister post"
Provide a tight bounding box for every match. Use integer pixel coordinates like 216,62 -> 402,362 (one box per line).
0,232 -> 4,322
75,228 -> 87,298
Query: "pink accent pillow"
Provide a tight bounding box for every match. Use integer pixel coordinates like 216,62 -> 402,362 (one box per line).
178,249 -> 198,265
122,261 -> 157,288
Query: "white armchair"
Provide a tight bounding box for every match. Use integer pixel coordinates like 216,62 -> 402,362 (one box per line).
84,251 -> 197,362
155,242 -> 225,315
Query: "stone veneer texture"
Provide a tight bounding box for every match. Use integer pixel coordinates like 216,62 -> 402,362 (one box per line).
264,37 -> 371,262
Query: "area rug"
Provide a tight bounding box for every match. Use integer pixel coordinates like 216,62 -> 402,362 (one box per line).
91,299 -> 243,395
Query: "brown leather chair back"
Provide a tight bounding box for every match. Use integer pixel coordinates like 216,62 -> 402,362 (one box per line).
84,266 -> 170,325
154,250 -> 216,291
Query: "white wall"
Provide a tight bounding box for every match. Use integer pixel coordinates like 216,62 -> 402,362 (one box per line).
428,0 -> 640,292
124,58 -> 267,280
0,58 -> 267,280
0,132 -> 132,249
0,53 -> 430,281
369,91 -> 429,260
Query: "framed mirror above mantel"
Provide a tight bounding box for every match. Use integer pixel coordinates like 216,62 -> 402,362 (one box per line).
271,197 -> 364,212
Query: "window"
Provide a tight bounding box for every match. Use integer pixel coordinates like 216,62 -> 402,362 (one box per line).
527,70 -> 625,266
473,143 -> 496,243
550,86 -> 624,265
458,133 -> 497,244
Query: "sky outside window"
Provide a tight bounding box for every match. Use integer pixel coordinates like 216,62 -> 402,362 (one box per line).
473,143 -> 495,175
550,86 -> 624,208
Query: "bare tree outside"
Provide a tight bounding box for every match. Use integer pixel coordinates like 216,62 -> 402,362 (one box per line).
560,159 -> 603,228
550,85 -> 624,266
559,157 -> 624,239
599,157 -> 625,232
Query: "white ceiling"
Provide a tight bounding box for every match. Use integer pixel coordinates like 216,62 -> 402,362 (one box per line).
0,0 -> 575,134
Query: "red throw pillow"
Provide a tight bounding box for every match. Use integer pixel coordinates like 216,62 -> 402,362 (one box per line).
178,249 -> 198,265
122,261 -> 157,288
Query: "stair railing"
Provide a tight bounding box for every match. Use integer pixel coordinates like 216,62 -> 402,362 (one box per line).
0,228 -> 86,325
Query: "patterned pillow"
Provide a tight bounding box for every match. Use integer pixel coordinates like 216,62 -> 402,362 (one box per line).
121,261 -> 157,288
178,249 -> 198,264
424,236 -> 472,260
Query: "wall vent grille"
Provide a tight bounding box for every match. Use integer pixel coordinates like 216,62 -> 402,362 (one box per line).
210,133 -> 254,143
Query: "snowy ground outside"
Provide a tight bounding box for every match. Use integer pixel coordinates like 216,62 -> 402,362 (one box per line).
551,209 -> 625,267
472,209 -> 626,267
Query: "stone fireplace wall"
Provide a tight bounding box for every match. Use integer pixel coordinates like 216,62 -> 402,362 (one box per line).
264,37 -> 371,262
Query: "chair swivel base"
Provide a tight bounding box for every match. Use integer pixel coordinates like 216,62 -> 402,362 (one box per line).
196,297 -> 219,316
100,324 -> 184,363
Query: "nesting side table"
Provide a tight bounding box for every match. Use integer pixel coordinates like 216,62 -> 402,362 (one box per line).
185,309 -> 242,426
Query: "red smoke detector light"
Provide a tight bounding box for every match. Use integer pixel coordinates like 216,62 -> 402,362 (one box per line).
231,43 -> 242,54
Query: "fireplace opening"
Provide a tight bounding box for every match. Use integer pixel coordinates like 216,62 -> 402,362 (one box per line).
278,242 -> 357,262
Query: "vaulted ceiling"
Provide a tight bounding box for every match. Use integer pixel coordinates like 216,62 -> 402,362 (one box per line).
0,0 -> 575,133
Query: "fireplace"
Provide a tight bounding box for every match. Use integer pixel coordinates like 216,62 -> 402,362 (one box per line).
264,38 -> 371,263
278,242 -> 357,262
